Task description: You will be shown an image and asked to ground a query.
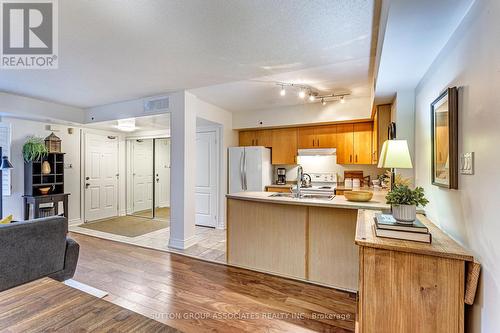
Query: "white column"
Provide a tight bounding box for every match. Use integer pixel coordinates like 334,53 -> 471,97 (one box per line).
169,92 -> 197,249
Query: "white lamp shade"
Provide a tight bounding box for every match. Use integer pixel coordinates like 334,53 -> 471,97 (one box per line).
377,140 -> 413,169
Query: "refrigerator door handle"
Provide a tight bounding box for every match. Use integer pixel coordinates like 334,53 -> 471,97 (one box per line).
240,151 -> 245,191
243,150 -> 248,190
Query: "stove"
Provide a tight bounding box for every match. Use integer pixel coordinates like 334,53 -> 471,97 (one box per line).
300,173 -> 337,195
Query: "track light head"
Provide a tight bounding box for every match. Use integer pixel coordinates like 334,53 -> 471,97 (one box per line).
308,93 -> 315,102
340,96 -> 346,104
321,98 -> 327,106
298,89 -> 306,99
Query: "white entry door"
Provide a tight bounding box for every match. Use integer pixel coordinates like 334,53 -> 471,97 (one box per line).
132,139 -> 153,213
155,138 -> 170,208
84,133 -> 118,222
195,131 -> 217,227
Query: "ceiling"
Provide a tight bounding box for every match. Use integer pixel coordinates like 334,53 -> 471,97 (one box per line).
0,0 -> 379,111
375,0 -> 475,103
88,114 -> 170,133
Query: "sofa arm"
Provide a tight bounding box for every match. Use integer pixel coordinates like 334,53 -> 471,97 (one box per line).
50,237 -> 80,282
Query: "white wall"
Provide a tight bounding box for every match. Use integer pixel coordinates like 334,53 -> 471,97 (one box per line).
187,91 -> 237,229
2,117 -> 82,222
232,96 -> 372,129
0,92 -> 84,124
414,1 -> 499,331
392,90 -> 416,183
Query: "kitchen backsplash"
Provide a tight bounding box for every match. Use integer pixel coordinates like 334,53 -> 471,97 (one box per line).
274,155 -> 385,183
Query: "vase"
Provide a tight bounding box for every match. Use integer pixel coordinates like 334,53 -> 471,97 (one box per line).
41,161 -> 51,175
392,204 -> 416,224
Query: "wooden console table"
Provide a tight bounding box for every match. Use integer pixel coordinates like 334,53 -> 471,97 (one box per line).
23,193 -> 70,220
0,278 -> 178,332
355,210 -> 474,333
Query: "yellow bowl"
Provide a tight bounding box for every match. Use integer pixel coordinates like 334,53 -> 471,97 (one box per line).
39,187 -> 51,195
344,190 -> 373,202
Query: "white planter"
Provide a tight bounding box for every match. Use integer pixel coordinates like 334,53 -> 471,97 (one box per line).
392,204 -> 416,224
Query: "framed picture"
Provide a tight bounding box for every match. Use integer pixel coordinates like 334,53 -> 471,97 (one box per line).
431,87 -> 458,189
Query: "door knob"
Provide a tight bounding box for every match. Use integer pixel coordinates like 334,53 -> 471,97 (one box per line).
85,183 -> 90,189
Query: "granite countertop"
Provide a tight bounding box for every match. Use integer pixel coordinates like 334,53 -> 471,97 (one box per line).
226,191 -> 391,211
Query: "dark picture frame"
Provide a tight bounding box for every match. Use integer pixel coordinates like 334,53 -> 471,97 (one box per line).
431,87 -> 458,189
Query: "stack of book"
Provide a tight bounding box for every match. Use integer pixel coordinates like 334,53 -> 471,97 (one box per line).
374,213 -> 432,243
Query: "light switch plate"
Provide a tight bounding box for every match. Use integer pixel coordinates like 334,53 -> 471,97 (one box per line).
460,152 -> 474,175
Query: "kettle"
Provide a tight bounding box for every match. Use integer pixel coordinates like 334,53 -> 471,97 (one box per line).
302,173 -> 312,188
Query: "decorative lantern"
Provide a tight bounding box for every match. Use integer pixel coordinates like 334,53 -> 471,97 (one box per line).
44,132 -> 62,153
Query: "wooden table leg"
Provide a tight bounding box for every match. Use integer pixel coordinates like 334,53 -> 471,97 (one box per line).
34,202 -> 40,219
63,196 -> 68,218
24,198 -> 29,220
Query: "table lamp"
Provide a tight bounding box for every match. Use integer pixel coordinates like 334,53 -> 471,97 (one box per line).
377,140 -> 413,190
0,147 -> 14,219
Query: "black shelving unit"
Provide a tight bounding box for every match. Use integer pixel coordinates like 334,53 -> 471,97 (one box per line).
23,153 -> 69,220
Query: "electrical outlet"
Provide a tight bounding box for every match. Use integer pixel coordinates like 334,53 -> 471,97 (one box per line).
460,152 -> 474,175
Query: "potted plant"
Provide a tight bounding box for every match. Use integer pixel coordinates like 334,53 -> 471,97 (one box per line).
385,185 -> 429,224
23,137 -> 48,162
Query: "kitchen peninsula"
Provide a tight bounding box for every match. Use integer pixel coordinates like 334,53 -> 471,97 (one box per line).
226,190 -> 390,291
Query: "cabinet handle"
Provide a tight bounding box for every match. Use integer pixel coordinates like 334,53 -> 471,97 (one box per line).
317,139 -> 320,146
350,155 -> 352,163
256,139 -> 259,146
356,155 -> 358,163
312,139 -> 315,147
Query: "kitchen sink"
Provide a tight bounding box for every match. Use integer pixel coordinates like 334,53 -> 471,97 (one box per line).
300,194 -> 335,201
269,193 -> 294,198
269,193 -> 334,201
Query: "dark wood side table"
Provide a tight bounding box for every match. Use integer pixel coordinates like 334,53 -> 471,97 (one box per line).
23,193 -> 70,220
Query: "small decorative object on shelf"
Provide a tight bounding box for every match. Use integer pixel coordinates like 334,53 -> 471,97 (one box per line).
385,185 -> 429,224
45,132 -> 62,153
41,161 -> 51,175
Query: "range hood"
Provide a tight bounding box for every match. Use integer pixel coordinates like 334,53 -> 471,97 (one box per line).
297,148 -> 336,156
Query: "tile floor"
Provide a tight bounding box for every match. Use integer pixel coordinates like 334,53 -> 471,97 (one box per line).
69,217 -> 227,263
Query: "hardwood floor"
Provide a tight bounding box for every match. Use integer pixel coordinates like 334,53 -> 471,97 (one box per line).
71,233 -> 357,332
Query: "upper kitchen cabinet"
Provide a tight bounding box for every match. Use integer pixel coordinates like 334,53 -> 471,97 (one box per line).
298,125 -> 337,149
353,122 -> 372,164
336,123 -> 354,164
238,130 -> 272,147
336,122 -> 373,165
372,104 -> 392,164
271,128 -> 297,165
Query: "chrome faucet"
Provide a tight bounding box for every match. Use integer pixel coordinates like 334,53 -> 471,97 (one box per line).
293,165 -> 303,198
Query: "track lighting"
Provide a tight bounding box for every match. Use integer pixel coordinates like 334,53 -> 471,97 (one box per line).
280,86 -> 286,96
298,89 -> 306,99
308,93 -> 315,102
340,96 -> 346,104
321,98 -> 326,106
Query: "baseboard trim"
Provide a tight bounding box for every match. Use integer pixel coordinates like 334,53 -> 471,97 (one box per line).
168,235 -> 198,250
69,218 -> 82,226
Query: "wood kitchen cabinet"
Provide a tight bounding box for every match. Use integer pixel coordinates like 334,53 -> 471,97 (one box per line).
372,104 -> 392,164
336,122 -> 373,164
297,126 -> 336,149
238,130 -> 272,147
271,128 -> 297,165
353,122 -> 372,164
336,123 -> 354,164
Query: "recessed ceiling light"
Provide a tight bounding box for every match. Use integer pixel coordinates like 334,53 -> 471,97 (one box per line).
280,86 -> 286,96
115,118 -> 137,132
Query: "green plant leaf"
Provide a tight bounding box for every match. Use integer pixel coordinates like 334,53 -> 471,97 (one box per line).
385,185 -> 429,207
23,137 -> 48,162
